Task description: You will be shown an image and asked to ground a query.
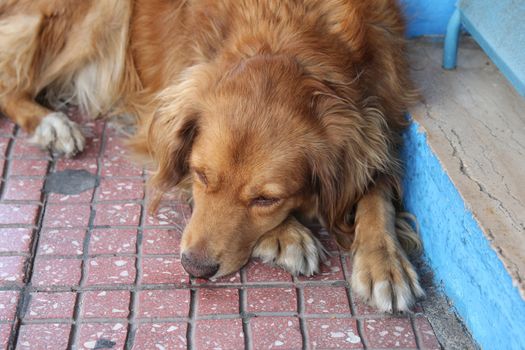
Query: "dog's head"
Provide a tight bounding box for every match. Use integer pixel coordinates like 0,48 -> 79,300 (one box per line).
146,54 -> 392,278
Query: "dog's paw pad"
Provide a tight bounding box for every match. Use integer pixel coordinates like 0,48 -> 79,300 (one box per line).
30,112 -> 85,157
253,223 -> 327,276
351,249 -> 425,313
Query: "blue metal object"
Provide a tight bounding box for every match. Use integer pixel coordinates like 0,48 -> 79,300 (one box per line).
443,9 -> 461,69
442,0 -> 525,96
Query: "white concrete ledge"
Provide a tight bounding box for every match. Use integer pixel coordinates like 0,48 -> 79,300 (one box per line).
408,37 -> 525,297
403,37 -> 525,350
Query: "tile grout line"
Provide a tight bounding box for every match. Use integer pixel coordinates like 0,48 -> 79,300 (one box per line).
68,120 -> 108,349
340,255 -> 356,316
13,311 -> 416,323
341,254 -> 369,349
8,126 -> 53,350
186,289 -> 197,350
295,276 -> 310,350
239,268 -> 252,350
410,315 -> 424,350
124,149 -> 147,350
0,126 -> 16,199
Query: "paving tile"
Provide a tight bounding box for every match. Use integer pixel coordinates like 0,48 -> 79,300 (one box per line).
0,290 -> 19,321
81,290 -> 130,319
66,107 -> 94,124
37,229 -> 85,256
47,190 -> 94,204
196,288 -> 239,315
414,317 -> 441,350
55,158 -> 98,174
250,317 -> 302,349
193,271 -> 241,285
96,178 -> 144,201
244,259 -> 293,283
3,178 -> 44,201
78,322 -> 128,350
25,292 -> 76,320
104,136 -> 131,157
145,203 -> 190,227
0,324 -> 11,349
0,204 -> 39,225
412,303 -> 424,314
101,156 -> 142,177
143,229 -> 181,255
312,227 -> 341,254
0,256 -> 26,285
247,287 -> 297,313
0,228 -> 32,253
11,138 -> 50,159
138,289 -> 190,318
17,323 -> 71,350
10,159 -> 49,176
32,258 -> 82,287
321,239 -> 341,254
0,119 -> 15,136
89,229 -> 136,254
43,204 -> 91,228
142,257 -> 188,284
86,257 -> 136,285
194,319 -> 244,350
79,136 -> 102,159
94,203 -> 141,226
133,323 -> 187,349
363,318 -> 417,349
303,286 -> 351,315
307,318 -> 363,349
0,137 -> 9,157
298,255 -> 344,281
352,295 -> 379,316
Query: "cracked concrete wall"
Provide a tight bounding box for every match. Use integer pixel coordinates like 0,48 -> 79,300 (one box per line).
402,121 -> 525,350
408,38 -> 525,297
402,38 -> 525,350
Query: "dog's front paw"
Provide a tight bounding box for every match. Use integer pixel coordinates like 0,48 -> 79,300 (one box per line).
30,112 -> 85,157
351,246 -> 424,313
253,218 -> 327,276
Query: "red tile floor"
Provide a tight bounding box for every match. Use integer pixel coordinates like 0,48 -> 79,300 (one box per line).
0,112 -> 441,349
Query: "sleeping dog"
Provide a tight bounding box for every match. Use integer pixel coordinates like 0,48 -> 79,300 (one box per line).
0,0 -> 423,312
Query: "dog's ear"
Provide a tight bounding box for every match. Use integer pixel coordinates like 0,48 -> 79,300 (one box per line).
309,84 -> 394,249
145,81 -> 201,213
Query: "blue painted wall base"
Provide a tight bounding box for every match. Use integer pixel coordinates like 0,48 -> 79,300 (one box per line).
401,120 -> 525,350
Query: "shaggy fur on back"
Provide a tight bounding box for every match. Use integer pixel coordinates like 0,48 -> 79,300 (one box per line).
0,0 -> 424,312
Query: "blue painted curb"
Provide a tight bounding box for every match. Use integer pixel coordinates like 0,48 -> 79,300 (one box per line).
401,120 -> 525,350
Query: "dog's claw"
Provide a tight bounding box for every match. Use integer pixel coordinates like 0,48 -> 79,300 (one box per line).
30,111 -> 85,158
351,246 -> 425,313
252,218 -> 327,276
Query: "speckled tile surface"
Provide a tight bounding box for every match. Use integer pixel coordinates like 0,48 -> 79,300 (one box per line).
0,113 -> 443,349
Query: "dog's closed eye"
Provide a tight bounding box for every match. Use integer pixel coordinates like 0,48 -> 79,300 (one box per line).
194,170 -> 208,185
250,196 -> 281,207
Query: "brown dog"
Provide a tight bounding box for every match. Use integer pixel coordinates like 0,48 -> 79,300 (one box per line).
0,0 -> 424,312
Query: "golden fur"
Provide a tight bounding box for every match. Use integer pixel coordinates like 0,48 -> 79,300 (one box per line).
0,0 -> 424,312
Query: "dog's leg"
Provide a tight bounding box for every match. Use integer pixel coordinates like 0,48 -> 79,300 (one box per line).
350,177 -> 424,313
1,93 -> 85,157
0,11 -> 85,157
252,216 -> 327,276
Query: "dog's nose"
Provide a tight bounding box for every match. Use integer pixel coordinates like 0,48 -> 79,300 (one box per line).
181,252 -> 219,279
